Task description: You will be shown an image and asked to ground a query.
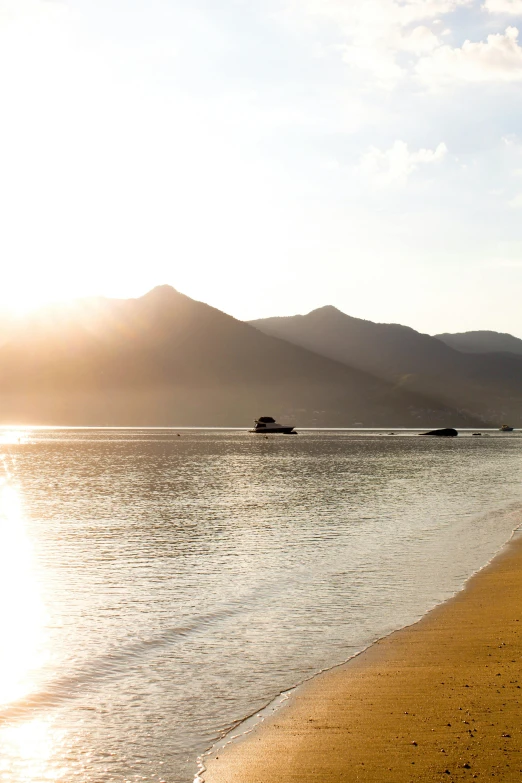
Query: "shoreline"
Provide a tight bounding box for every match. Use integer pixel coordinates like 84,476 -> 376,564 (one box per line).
202,526 -> 522,782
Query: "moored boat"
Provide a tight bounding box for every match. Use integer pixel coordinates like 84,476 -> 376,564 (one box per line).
419,427 -> 458,437
249,416 -> 297,434
499,424 -> 514,432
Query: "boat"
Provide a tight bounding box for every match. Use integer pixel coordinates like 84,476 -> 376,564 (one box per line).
419,427 -> 458,437
249,416 -> 297,434
499,424 -> 514,432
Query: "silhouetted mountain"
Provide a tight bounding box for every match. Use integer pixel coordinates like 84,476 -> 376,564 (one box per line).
250,306 -> 522,425
436,330 -> 522,355
0,287 -> 480,427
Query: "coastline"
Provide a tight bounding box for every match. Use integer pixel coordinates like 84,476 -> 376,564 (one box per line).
202,528 -> 522,782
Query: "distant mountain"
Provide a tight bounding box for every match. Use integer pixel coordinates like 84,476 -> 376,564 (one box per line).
250,306 -> 522,425
0,287 -> 480,427
435,330 -> 522,355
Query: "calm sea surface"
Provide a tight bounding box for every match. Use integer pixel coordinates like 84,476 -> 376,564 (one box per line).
0,428 -> 522,783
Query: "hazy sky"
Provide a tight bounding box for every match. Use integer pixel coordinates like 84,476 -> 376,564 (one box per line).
2,0 -> 522,335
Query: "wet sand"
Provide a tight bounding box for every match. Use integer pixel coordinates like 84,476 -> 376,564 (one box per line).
203,533 -> 522,782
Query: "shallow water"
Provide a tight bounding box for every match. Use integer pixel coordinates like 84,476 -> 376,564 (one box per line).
0,428 -> 521,783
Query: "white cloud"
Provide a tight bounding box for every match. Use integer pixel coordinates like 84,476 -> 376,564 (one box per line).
282,0 -> 470,84
295,0 -> 471,28
417,26 -> 522,84
502,134 -> 522,148
483,0 -> 522,14
340,42 -> 405,85
358,140 -> 447,186
397,0 -> 473,24
400,25 -> 441,53
282,1 -> 522,91
509,192 -> 522,206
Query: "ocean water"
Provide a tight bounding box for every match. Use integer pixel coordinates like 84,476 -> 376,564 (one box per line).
0,428 -> 521,783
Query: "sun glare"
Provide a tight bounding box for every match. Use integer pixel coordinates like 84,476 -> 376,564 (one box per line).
0,453 -> 61,782
0,459 -> 48,707
3,292 -> 74,317
0,448 -> 67,783
0,717 -> 67,783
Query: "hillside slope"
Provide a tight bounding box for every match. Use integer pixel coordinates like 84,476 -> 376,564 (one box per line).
250,307 -> 522,425
436,330 -> 522,355
0,287 -> 479,427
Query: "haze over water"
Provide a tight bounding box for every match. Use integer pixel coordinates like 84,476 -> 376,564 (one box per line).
0,429 -> 521,783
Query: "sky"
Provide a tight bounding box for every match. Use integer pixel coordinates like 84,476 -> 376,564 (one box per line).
1,0 -> 522,335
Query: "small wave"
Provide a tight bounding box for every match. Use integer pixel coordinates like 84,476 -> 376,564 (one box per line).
0,601 -> 247,725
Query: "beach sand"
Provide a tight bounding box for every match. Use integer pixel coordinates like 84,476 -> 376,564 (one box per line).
203,533 -> 522,782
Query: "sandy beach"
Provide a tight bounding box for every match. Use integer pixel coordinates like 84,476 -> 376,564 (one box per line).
203,532 -> 522,782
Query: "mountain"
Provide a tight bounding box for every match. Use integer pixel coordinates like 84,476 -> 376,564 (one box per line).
435,330 -> 522,355
249,306 -> 522,425
0,287 -> 480,427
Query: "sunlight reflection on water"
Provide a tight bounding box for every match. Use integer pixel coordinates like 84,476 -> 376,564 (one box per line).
0,431 -> 28,446
0,458 -> 57,781
0,718 -> 66,783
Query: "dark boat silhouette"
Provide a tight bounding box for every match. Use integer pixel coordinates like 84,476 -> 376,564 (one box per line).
249,416 -> 297,434
419,427 -> 458,437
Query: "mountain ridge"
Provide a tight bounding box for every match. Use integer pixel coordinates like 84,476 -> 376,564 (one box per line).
249,306 -> 522,425
0,286 -> 479,427
435,330 -> 522,356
